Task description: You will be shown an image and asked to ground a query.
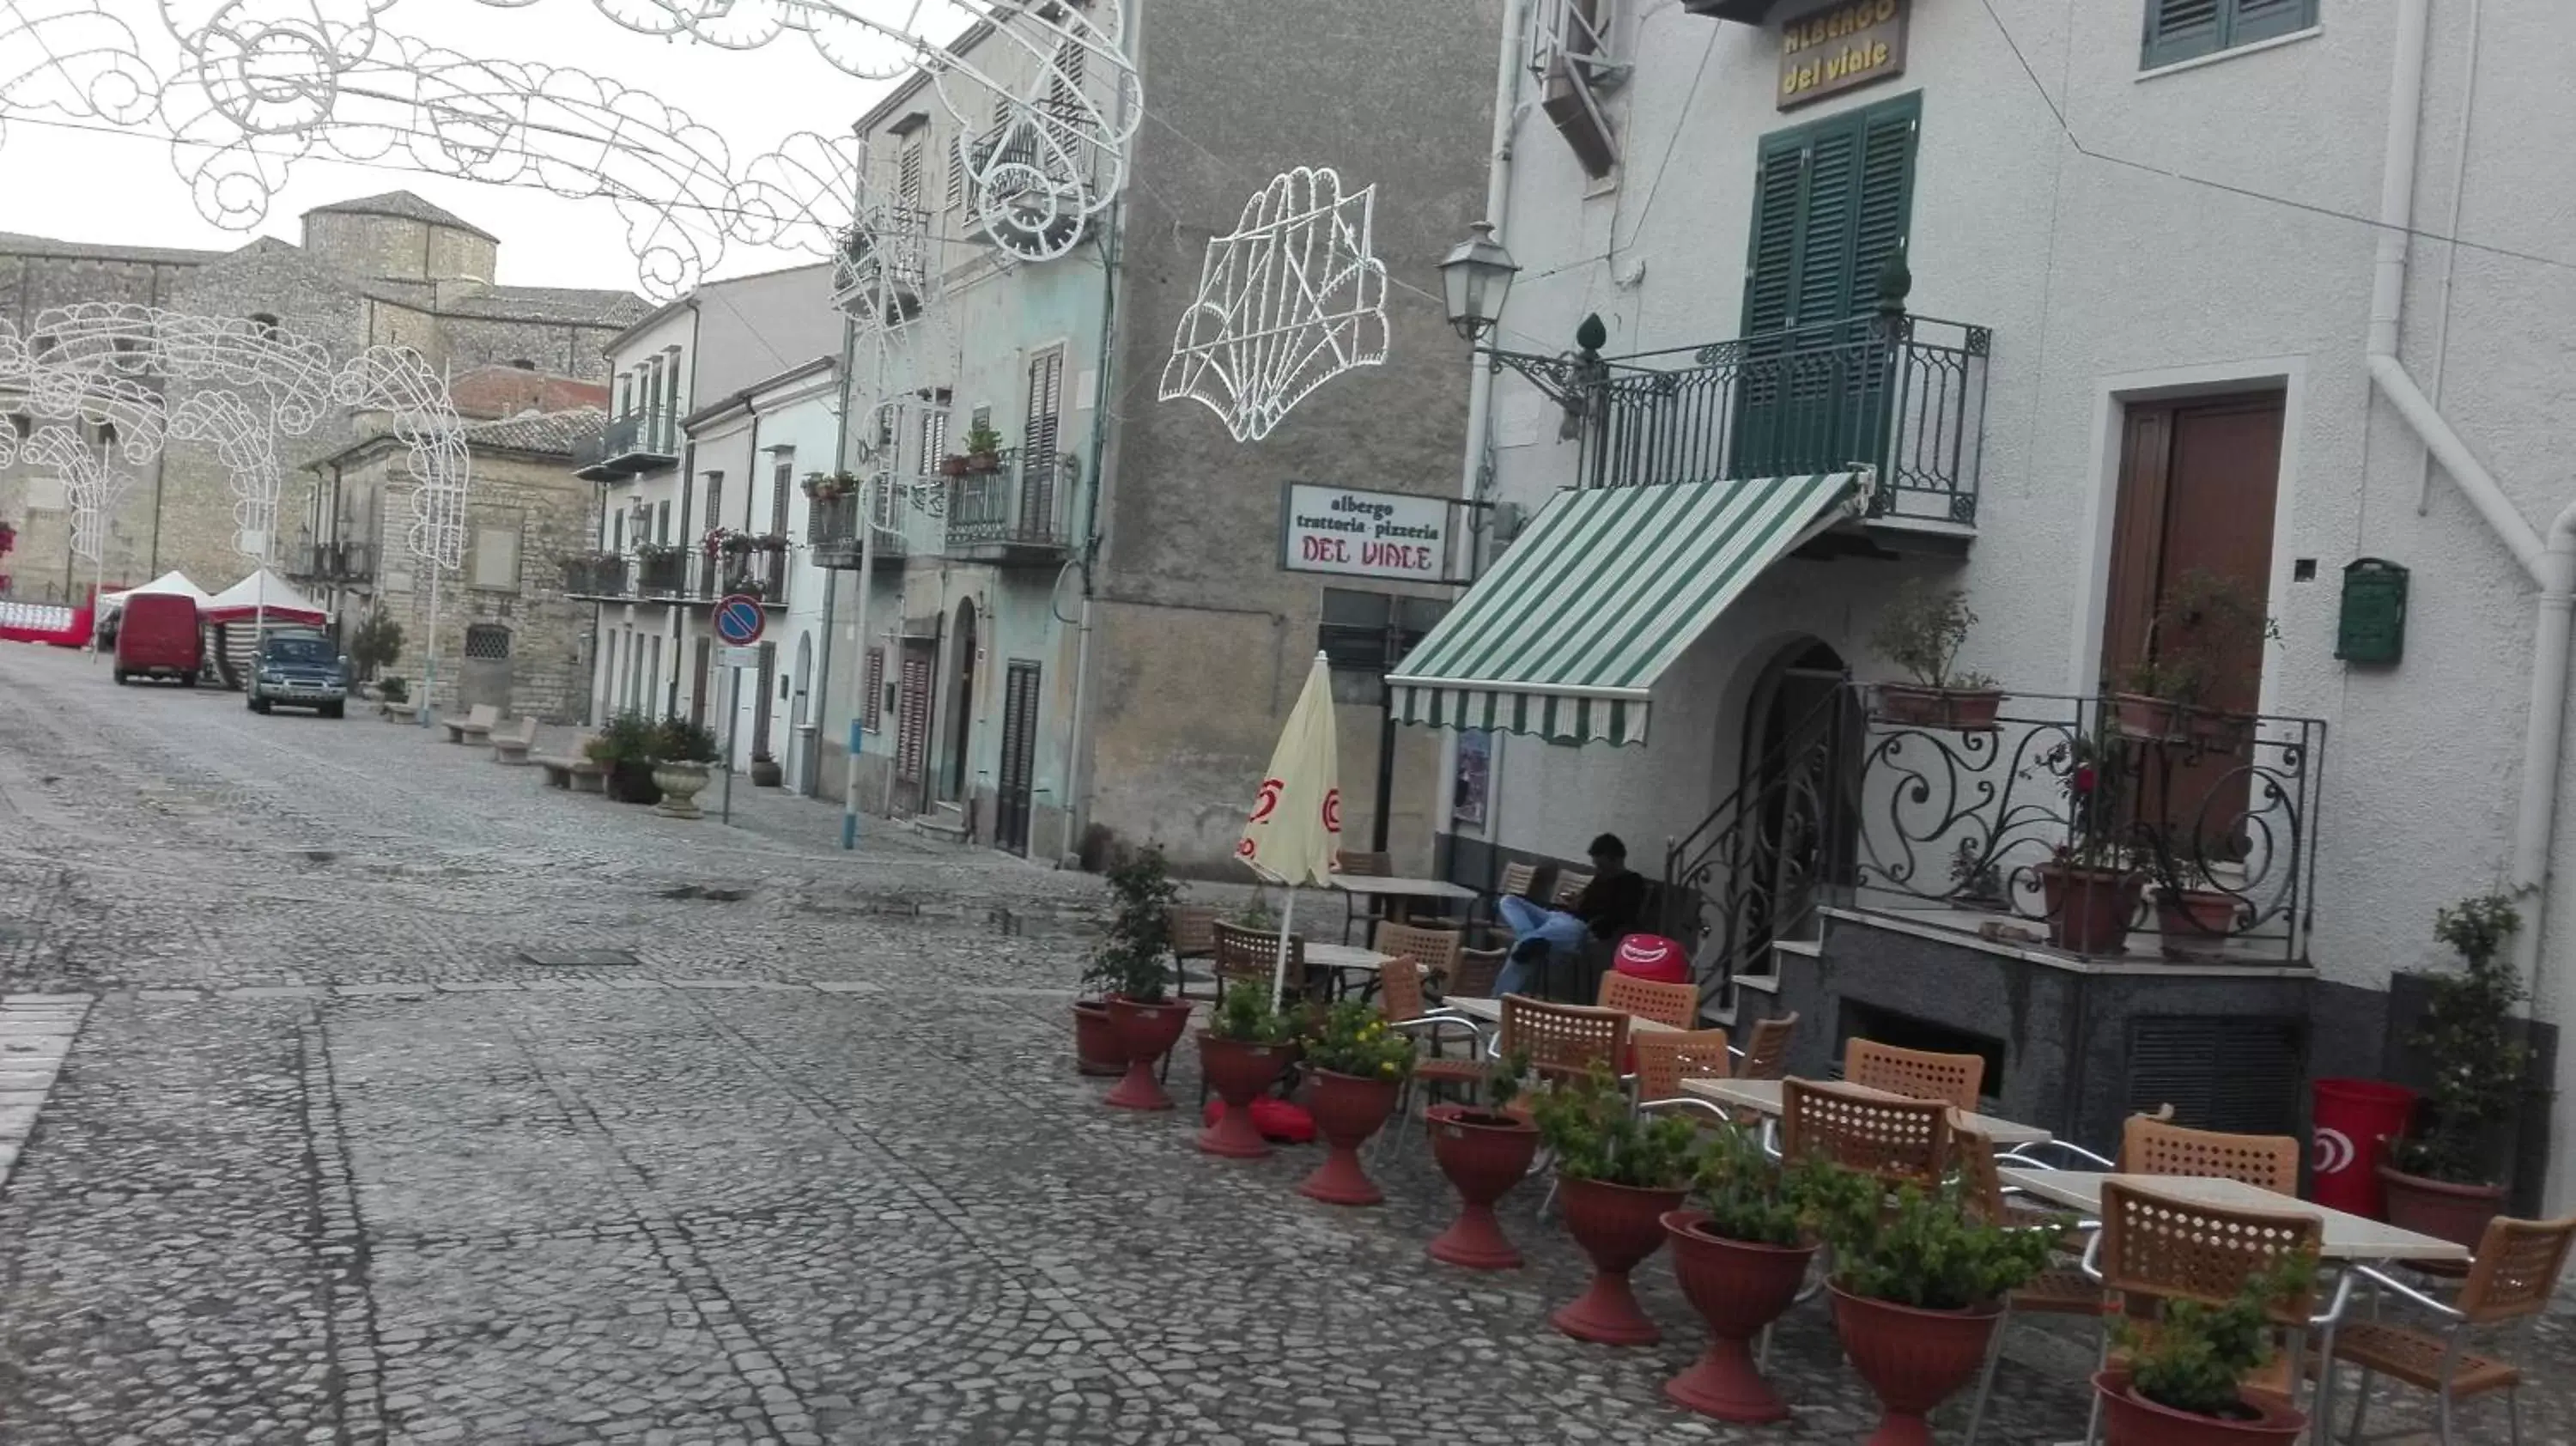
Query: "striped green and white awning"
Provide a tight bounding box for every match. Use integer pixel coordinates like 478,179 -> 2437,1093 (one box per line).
1388,472 -> 1866,746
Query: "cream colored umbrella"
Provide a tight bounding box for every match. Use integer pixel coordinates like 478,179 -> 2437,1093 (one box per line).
1237,651 -> 1344,1003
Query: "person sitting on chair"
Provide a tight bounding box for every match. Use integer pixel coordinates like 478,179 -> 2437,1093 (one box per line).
1495,833 -> 1646,997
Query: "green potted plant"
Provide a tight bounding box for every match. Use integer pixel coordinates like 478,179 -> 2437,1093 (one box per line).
1533,1066 -> 1705,1345
2154,853 -> 2247,962
1660,1129 -> 1858,1422
1194,985 -> 1302,1160
2094,1253 -> 2316,1445
2109,569 -> 2279,744
1810,1177 -> 2060,1446
1870,580 -> 2003,730
1425,1049 -> 1540,1269
2381,893 -> 2526,1246
375,674 -> 410,721
587,711 -> 660,805
2037,729 -> 2146,954
348,605 -> 402,684
1295,999 -> 1417,1206
650,714 -> 720,820
1084,848 -> 1190,1111
962,420 -> 1005,474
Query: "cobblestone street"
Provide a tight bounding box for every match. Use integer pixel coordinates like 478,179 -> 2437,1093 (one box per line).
0,641 -> 2562,1445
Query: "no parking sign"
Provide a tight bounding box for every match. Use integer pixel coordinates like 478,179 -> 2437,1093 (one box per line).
713,594 -> 764,647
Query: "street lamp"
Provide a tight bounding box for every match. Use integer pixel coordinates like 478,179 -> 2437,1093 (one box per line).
1438,221 -> 1519,343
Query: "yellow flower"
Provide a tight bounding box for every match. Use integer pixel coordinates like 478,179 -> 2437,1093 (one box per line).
1380,1061 -> 1399,1077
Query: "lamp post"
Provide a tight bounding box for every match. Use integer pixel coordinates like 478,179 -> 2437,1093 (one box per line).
1437,221 -> 1520,343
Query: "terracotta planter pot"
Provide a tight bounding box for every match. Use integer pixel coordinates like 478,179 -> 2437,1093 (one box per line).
1196,1032 -> 1297,1158
1425,1106 -> 1540,1268
1297,1069 -> 1401,1206
2039,863 -> 2143,955
1101,995 -> 1193,1110
2093,1370 -> 2306,1446
1830,1286 -> 2002,1446
1551,1176 -> 1689,1345
1662,1213 -> 1820,1422
2379,1163 -> 2505,1251
2157,885 -> 2245,960
2111,691 -> 2180,741
1071,1000 -> 1122,1077
1876,684 -> 2004,732
749,756 -> 783,788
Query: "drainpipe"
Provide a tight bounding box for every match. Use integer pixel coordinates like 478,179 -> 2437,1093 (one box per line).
806,325 -> 856,800
2363,0 -> 2573,1019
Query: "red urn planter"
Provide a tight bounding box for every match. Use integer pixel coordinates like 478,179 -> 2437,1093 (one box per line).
2379,1164 -> 2506,1251
1195,1032 -> 1297,1158
1550,1176 -> 1689,1345
1875,684 -> 2004,732
2039,863 -> 2144,955
1830,1287 -> 2004,1446
2110,691 -> 2181,741
1100,995 -> 1193,1111
1297,1069 -> 1401,1206
1071,1000 -> 1123,1077
2093,1371 -> 2306,1446
1425,1106 -> 1541,1268
1662,1212 -> 1820,1422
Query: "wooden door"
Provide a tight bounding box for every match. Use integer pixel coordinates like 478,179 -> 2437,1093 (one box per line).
996,660 -> 1041,856
895,642 -> 934,815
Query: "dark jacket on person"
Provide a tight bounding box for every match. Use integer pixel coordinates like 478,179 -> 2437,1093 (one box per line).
1571,869 -> 1647,941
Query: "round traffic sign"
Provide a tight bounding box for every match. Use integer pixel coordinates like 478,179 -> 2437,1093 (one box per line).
714,594 -> 765,646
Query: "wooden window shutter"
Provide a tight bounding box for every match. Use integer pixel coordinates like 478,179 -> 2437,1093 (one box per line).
1850,101 -> 1919,315
896,136 -> 924,209
896,648 -> 933,782
1023,349 -> 1064,471
1741,141 -> 1805,336
946,137 -> 967,210
2142,0 -> 2224,68
2229,0 -> 2315,46
1789,124 -> 1861,331
863,647 -> 884,732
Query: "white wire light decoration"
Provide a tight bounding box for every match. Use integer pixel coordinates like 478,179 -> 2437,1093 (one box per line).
0,1 -> 1139,297
1159,167 -> 1390,444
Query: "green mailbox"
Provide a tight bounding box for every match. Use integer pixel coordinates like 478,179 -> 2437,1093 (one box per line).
2336,558 -> 2408,665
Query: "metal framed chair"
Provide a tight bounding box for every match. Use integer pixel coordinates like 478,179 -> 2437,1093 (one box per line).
1171,906 -> 1220,999
1448,946 -> 1504,1000
1957,1124 -> 2105,1445
1595,971 -> 1700,1031
1633,1027 -> 1735,1122
1211,920 -> 1303,999
1370,955 -> 1487,1155
1733,1012 -> 1798,1080
1504,995 -> 1632,1084
1845,1037 -> 1985,1112
1336,851 -> 1392,942
2122,1115 -> 2300,1194
1779,1078 -> 1952,1188
1551,869 -> 1594,908
2321,1213 -> 2576,1446
1374,921 -> 1464,995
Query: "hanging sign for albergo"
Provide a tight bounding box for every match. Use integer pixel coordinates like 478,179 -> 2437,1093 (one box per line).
1778,0 -> 1909,109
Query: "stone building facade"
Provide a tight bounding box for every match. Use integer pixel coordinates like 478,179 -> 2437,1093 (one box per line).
0,191 -> 645,606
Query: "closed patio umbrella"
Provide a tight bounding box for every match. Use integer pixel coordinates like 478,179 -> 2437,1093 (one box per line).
1237,651 -> 1344,1003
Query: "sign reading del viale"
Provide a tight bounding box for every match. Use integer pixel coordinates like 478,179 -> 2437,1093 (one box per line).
1778,0 -> 1909,109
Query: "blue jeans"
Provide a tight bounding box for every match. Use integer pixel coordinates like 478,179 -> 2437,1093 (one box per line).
1495,896 -> 1589,997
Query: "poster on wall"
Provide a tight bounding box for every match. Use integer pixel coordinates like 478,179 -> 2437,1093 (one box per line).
1453,728 -> 1491,829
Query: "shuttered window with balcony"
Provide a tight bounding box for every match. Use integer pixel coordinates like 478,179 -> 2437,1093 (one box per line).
896,135 -> 924,210
1022,349 -> 1063,538
2142,0 -> 2316,70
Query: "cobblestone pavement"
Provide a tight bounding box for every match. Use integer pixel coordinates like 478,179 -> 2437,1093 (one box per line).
0,642 -> 2564,1445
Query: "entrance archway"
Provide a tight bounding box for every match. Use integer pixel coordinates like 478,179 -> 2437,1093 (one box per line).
944,600 -> 978,805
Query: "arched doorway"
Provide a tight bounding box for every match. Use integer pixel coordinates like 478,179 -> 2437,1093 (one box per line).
944,600 -> 977,805
788,632 -> 814,793
1693,639 -> 1856,995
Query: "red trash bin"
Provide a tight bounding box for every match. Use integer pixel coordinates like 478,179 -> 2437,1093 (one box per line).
2311,1078 -> 2418,1218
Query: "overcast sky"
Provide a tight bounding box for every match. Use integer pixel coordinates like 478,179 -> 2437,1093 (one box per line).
0,0 -> 908,293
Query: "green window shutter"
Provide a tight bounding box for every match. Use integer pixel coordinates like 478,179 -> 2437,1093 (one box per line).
2230,0 -> 2317,46
1851,100 -> 1919,313
1790,124 -> 1861,330
2143,0 -> 2223,67
1741,139 -> 1806,337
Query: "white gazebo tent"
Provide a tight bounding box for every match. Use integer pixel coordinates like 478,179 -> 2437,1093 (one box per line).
97,570 -> 211,618
202,569 -> 327,628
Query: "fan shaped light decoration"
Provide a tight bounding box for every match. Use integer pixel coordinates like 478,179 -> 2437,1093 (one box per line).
1159,167 -> 1390,444
0,0 -> 1140,297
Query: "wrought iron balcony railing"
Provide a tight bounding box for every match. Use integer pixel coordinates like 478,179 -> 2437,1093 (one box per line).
809,485 -> 914,568
559,556 -> 630,598
574,411 -> 681,477
286,541 -> 379,584
945,449 -> 1072,561
1662,683 -> 2326,1002
1492,312 -> 1990,525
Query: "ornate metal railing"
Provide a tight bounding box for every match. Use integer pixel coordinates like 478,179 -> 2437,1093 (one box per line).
577,410 -> 678,469
1492,312 -> 1990,524
1664,683 -> 2327,1001
559,556 -> 629,598
946,448 -> 1071,554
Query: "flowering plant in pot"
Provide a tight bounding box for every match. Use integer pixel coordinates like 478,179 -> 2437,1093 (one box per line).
1425,1049 -> 1540,1268
801,471 -> 858,501
1533,1066 -> 1705,1345
1195,985 -> 1303,1159
2037,728 -> 2144,955
2382,893 -> 2525,1246
1661,1129 -> 1862,1421
1810,1176 -> 2060,1446
2109,569 -> 2279,744
649,714 -> 720,820
2096,1252 -> 2316,1446
1870,580 -> 2004,731
1294,1000 -> 1416,1206
1081,848 -> 1190,1111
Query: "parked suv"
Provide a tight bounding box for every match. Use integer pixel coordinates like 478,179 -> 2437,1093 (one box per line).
246,629 -> 349,718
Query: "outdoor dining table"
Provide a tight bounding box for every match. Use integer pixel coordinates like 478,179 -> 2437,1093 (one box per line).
1300,943 -> 1395,999
1442,994 -> 1682,1034
1330,874 -> 1478,922
1994,1169 -> 2472,1263
1677,1076 -> 2055,1146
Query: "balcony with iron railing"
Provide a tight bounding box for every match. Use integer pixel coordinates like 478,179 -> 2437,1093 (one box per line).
1662,682 -> 2326,1004
832,207 -> 930,319
286,540 -> 377,585
559,555 -> 631,599
574,410 -> 682,482
1491,309 -> 1990,528
945,448 -> 1072,565
809,484 -> 912,569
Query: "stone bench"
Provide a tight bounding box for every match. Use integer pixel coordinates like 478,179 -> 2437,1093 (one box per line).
534,732 -> 604,792
440,703 -> 499,745
489,716 -> 539,765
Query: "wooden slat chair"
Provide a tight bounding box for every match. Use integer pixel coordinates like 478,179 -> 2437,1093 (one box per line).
1845,1037 -> 1985,1112
1498,861 -> 1540,901
2078,1180 -> 2333,1446
1733,1012 -> 1798,1080
1596,971 -> 1700,1030
1463,860 -> 1544,951
1170,906 -> 1220,999
1449,946 -> 1504,1000
1956,1124 -> 2108,1446
1374,921 -> 1464,995
1780,1078 -> 1953,1189
1506,996 -> 1631,1085
1551,869 -> 1594,908
2122,1115 -> 2300,1194
1633,1027 -> 1735,1120
2324,1214 -> 2576,1445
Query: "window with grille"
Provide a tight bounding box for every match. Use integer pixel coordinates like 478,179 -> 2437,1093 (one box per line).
864,647 -> 884,732
464,624 -> 512,660
704,472 -> 726,532
2142,0 -> 2316,69
770,459 -> 793,534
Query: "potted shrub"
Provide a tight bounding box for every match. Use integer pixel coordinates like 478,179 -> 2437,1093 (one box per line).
1661,1128 -> 1859,1422
1084,848 -> 1191,1111
650,715 -> 720,820
1425,1050 -> 1540,1269
2381,893 -> 2525,1247
2094,1253 -> 2316,1446
1294,1000 -> 1416,1206
1533,1066 -> 1704,1345
962,420 -> 1005,474
939,453 -> 970,478
2037,731 -> 2145,954
375,674 -> 410,722
1870,580 -> 2003,730
2110,570 -> 2279,744
2155,860 -> 2245,962
590,712 -> 660,805
801,471 -> 856,501
349,605 -> 403,684
749,750 -> 783,788
1195,986 -> 1302,1159
1811,1177 -> 2059,1446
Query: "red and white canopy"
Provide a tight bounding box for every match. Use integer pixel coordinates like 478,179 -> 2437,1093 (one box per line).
202,569 -> 327,627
